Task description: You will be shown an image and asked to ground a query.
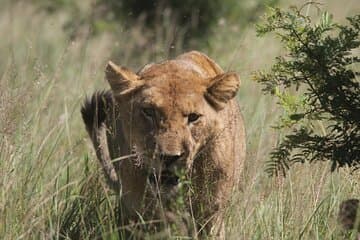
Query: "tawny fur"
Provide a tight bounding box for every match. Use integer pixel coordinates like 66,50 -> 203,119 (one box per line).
81,51 -> 246,238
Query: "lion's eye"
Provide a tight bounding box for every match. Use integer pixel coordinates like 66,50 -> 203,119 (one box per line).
142,107 -> 155,118
188,113 -> 201,124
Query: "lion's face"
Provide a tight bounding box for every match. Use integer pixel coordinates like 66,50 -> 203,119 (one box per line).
131,72 -> 214,170
130,79 -> 212,187
105,52 -> 240,187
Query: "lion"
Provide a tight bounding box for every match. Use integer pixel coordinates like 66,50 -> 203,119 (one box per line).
81,51 -> 246,238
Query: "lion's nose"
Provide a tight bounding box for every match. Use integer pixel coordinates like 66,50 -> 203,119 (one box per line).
160,152 -> 184,168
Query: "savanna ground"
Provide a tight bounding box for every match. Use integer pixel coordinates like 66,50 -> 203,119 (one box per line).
0,0 -> 359,239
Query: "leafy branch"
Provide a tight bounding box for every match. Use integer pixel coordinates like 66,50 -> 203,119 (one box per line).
254,6 -> 360,176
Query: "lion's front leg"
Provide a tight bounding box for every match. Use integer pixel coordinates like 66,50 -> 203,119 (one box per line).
118,159 -> 148,219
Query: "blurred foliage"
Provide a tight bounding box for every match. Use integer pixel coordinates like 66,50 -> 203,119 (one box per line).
29,0 -> 278,47
30,0 -> 77,13
98,0 -> 221,38
254,6 -> 360,176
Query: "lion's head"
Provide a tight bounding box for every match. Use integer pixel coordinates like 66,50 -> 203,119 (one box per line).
105,51 -> 240,188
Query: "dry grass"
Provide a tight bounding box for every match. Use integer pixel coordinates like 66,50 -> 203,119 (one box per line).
0,0 -> 359,239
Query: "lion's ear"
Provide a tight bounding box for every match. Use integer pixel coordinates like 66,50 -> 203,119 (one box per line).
204,72 -> 240,111
105,61 -> 144,97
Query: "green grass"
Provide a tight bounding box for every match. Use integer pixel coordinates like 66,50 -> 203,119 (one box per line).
0,0 -> 359,239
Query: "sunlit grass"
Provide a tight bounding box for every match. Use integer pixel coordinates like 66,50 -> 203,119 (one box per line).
0,0 -> 359,239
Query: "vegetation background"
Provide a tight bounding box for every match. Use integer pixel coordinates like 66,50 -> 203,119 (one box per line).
0,0 -> 359,239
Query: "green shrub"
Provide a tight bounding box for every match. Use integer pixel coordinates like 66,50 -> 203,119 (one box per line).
30,0 -> 278,45
110,0 -> 220,36
96,0 -> 278,38
254,6 -> 360,176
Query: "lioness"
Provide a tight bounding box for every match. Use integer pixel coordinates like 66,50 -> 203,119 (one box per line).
81,51 -> 246,238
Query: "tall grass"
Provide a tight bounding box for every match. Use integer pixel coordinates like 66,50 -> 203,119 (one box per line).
0,0 -> 359,239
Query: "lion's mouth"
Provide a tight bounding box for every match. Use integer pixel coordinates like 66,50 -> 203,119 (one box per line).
148,170 -> 179,187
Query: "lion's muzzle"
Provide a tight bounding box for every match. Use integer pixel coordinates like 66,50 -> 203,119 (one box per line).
155,128 -> 190,161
